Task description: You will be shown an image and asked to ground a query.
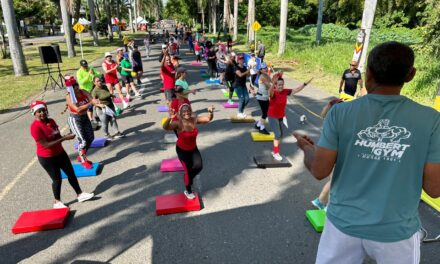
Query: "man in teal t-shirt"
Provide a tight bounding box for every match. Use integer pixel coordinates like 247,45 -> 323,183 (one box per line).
295,42 -> 440,263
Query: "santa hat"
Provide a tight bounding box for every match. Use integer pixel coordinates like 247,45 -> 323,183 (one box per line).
64,75 -> 78,104
30,100 -> 47,115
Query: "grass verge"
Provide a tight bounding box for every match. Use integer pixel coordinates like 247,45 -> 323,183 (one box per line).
0,32 -> 144,111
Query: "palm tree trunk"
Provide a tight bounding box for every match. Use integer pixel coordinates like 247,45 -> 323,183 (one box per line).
105,0 -> 113,41
60,0 -> 76,57
223,0 -> 229,35
233,0 -> 238,41
88,0 -> 99,46
278,0 -> 288,56
0,0 -> 28,75
248,0 -> 255,42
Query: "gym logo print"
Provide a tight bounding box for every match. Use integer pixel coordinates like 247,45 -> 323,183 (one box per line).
354,119 -> 411,162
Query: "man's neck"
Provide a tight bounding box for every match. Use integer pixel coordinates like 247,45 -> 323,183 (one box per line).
368,85 -> 402,95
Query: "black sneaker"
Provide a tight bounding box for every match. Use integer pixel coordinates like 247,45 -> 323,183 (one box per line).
254,123 -> 260,130
113,132 -> 126,139
259,128 -> 270,135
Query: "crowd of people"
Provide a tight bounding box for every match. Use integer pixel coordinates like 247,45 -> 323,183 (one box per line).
28,27 -> 439,263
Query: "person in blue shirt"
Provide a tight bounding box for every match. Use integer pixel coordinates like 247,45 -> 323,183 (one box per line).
294,41 -> 440,264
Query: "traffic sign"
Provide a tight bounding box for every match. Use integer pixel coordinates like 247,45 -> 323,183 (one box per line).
73,22 -> 85,33
252,21 -> 262,32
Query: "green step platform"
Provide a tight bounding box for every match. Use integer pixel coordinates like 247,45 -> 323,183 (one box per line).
305,209 -> 326,232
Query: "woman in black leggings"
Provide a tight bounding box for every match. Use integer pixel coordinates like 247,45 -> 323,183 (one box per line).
30,101 -> 94,208
163,104 -> 214,199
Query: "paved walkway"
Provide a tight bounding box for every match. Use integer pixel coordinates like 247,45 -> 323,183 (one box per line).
0,39 -> 438,263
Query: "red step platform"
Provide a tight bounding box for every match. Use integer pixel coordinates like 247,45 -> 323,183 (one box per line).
156,193 -> 201,215
12,208 -> 70,234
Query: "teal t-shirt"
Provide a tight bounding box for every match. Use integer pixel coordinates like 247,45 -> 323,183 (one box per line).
175,79 -> 189,98
318,94 -> 440,242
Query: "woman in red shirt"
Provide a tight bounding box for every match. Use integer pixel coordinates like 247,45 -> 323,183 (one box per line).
102,52 -> 129,109
268,75 -> 308,161
65,75 -> 96,169
30,101 -> 94,208
160,50 -> 176,106
163,104 -> 214,199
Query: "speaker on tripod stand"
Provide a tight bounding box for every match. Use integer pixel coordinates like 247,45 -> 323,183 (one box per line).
39,45 -> 64,91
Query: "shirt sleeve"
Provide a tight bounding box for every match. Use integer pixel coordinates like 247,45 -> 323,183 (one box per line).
427,116 -> 440,163
317,106 -> 339,151
30,123 -> 44,142
77,69 -> 87,87
341,70 -> 346,80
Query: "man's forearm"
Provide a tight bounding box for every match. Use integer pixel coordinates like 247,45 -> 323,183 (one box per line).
303,145 -> 315,173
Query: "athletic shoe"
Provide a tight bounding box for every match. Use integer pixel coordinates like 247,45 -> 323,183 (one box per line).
184,190 -> 196,200
126,94 -> 131,101
113,132 -> 126,139
77,192 -> 94,203
242,113 -> 247,118
81,161 -> 93,169
311,198 -> 326,210
104,134 -> 114,141
272,152 -> 283,161
236,113 -> 244,119
53,202 -> 68,209
228,99 -> 233,105
123,103 -> 130,110
254,122 -> 260,130
134,93 -> 142,97
259,128 -> 270,135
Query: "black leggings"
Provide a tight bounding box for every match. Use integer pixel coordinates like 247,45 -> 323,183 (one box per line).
258,99 -> 269,119
176,146 -> 203,193
38,151 -> 82,200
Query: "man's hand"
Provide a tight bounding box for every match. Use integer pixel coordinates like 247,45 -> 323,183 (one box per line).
63,134 -> 76,140
293,132 -> 315,151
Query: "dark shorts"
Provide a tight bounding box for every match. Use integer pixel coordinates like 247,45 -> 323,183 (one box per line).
164,89 -> 175,101
122,75 -> 134,85
133,66 -> 143,73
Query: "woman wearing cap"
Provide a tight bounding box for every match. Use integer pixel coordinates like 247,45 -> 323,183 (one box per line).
163,103 -> 214,199
30,101 -> 94,208
234,55 -> 253,118
254,63 -> 271,135
102,52 -> 129,109
119,52 -> 142,99
160,49 -> 176,106
65,75 -> 96,169
91,76 -> 126,140
267,75 -> 309,161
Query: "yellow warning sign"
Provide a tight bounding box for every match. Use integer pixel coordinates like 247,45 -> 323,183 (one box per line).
251,21 -> 262,32
72,22 -> 85,33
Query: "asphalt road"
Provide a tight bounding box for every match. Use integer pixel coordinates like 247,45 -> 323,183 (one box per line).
0,37 -> 438,264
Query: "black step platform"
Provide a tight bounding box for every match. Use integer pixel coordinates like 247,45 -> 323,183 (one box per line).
253,155 -> 292,168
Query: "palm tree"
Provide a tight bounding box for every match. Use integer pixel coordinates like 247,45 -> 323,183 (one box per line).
105,0 -> 113,41
278,0 -> 288,56
233,0 -> 238,40
0,0 -> 28,75
222,0 -> 229,35
60,0 -> 76,57
88,0 -> 99,46
198,0 -> 207,33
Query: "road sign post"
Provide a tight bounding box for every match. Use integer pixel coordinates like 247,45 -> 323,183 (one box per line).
72,22 -> 85,59
252,21 -> 262,55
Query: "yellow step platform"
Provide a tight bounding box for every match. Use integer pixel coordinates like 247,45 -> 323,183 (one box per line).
250,132 -> 274,141
421,190 -> 440,212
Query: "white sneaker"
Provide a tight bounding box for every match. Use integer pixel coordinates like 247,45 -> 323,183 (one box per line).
272,152 -> 283,161
126,94 -> 131,101
184,190 -> 196,200
77,192 -> 94,203
228,99 -> 233,105
236,113 -> 244,118
123,102 -> 130,109
53,202 -> 68,209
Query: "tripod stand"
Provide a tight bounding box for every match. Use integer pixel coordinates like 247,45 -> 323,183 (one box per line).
43,62 -> 64,91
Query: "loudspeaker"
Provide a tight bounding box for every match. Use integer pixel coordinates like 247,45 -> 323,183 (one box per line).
39,45 -> 62,64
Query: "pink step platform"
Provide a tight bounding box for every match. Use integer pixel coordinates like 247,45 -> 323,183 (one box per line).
160,158 -> 184,172
222,102 -> 238,108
